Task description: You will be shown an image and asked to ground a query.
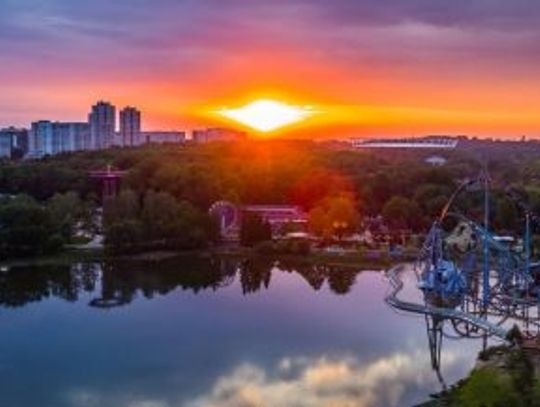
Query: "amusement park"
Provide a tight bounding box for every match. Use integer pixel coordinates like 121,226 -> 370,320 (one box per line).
385,162 -> 540,391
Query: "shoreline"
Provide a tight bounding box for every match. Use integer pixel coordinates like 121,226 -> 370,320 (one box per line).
0,246 -> 418,269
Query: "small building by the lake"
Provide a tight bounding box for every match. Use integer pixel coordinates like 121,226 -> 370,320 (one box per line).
210,201 -> 308,241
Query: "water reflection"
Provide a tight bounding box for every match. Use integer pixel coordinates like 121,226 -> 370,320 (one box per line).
425,315 -> 448,391
423,314 -> 494,395
0,257 -> 481,407
184,351 -> 459,407
57,351 -> 469,407
0,256 -> 363,309
0,263 -> 99,307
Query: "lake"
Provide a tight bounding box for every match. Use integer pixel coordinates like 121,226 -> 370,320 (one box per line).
0,256 -> 483,407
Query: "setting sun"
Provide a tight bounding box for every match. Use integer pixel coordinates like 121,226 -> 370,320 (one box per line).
217,100 -> 315,132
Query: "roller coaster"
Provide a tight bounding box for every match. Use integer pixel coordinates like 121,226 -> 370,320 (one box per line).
385,166 -> 540,386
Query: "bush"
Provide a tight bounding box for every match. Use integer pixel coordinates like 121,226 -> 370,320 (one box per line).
506,324 -> 524,345
0,195 -> 66,257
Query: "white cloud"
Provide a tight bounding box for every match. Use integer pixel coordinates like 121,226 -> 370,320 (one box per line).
184,351 -> 462,407
61,349 -> 467,407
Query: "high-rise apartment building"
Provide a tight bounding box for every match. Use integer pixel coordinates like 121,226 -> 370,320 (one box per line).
0,127 -> 28,158
54,122 -> 90,152
119,106 -> 141,147
29,121 -> 54,157
10,128 -> 29,156
28,121 -> 90,158
0,131 -> 12,159
89,101 -> 116,150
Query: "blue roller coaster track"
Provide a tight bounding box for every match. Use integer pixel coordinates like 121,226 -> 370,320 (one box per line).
386,167 -> 540,343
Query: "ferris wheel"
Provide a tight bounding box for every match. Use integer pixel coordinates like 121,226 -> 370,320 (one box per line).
209,201 -> 239,236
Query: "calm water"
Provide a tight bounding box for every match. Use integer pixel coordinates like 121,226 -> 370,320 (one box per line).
0,256 -> 483,407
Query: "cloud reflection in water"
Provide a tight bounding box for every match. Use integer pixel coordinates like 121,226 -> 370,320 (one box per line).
186,352 -> 459,407
66,350 -> 464,407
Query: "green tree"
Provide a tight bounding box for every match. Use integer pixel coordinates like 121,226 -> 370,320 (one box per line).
169,200 -> 218,249
382,196 -> 421,230
308,194 -> 360,241
106,220 -> 144,252
0,195 -> 64,257
47,191 -> 83,240
103,189 -> 143,253
240,212 -> 272,247
495,196 -> 519,232
103,189 -> 218,253
141,190 -> 182,241
413,184 -> 451,218
103,189 -> 140,227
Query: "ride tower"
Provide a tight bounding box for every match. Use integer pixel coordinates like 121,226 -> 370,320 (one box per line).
88,165 -> 128,203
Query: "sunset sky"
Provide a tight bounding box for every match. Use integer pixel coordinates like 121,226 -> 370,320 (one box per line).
2,0 -> 540,138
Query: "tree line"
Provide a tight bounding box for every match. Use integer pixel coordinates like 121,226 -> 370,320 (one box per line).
1,140 -> 540,256
0,192 -> 93,257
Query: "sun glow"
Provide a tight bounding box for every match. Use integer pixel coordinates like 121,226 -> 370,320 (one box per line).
218,99 -> 315,132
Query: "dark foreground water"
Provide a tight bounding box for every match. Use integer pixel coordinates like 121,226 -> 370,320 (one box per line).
0,256 -> 483,407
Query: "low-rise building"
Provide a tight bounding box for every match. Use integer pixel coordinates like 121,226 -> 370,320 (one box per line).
241,205 -> 308,233
139,131 -> 186,145
351,136 -> 459,149
425,155 -> 448,167
210,202 -> 308,241
192,128 -> 246,143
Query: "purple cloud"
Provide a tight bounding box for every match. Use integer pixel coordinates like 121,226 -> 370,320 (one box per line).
2,0 -> 540,129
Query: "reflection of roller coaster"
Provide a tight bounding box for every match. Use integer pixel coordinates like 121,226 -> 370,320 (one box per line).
385,167 -> 540,387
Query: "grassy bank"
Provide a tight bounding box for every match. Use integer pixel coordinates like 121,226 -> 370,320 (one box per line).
419,345 -> 540,407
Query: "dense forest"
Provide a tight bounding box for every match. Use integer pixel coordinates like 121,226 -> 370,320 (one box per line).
1,139 -> 540,256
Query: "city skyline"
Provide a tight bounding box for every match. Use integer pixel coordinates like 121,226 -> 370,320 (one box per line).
0,99 -> 250,158
3,1 -> 540,139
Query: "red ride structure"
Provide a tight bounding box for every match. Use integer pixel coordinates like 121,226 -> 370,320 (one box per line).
88,165 -> 127,202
